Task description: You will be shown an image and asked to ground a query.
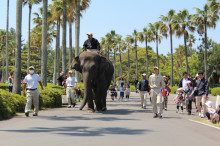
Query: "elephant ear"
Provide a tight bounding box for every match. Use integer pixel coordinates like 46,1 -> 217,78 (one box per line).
99,56 -> 110,73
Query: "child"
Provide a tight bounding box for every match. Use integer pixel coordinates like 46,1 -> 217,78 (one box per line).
185,81 -> 194,115
174,88 -> 185,113
110,85 -> 116,101
115,86 -> 118,99
124,85 -> 131,101
161,82 -> 171,111
75,86 -> 82,102
119,83 -> 125,101
205,101 -> 220,124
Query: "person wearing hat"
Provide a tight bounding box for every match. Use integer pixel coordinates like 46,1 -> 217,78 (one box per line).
149,67 -> 164,118
193,71 -> 209,118
65,70 -> 77,108
137,73 -> 150,109
23,66 -> 44,117
83,32 -> 100,53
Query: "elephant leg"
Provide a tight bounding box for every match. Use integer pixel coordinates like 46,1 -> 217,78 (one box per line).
94,83 -> 102,111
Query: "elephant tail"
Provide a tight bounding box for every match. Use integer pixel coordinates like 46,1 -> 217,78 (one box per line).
79,97 -> 88,110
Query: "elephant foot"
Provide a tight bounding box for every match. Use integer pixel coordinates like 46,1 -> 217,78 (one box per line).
101,107 -> 107,111
87,108 -> 95,113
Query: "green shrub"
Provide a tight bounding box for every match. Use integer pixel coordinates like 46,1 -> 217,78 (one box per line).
211,87 -> 220,96
0,83 -> 9,90
130,85 -> 136,92
170,86 -> 178,94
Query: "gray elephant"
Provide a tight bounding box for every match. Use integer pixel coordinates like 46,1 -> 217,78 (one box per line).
71,51 -> 114,113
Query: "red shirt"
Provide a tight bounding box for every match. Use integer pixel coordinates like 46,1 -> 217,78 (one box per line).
161,86 -> 171,97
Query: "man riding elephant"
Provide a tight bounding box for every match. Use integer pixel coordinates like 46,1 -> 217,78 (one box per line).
83,32 -> 100,54
71,50 -> 114,113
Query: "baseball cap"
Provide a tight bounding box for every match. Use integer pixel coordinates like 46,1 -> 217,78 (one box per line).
87,32 -> 93,35
68,70 -> 73,73
29,66 -> 35,70
154,66 -> 159,70
142,73 -> 147,76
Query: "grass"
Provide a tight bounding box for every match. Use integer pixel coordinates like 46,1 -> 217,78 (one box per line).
192,119 -> 220,128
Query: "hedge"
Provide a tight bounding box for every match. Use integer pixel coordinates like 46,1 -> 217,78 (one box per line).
211,87 -> 220,96
0,83 -> 65,120
170,86 -> 178,94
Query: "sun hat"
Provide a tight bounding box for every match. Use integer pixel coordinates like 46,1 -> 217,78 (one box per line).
142,73 -> 147,76
154,66 -> 159,70
28,66 -> 35,70
68,70 -> 73,73
205,101 -> 213,108
87,32 -> 93,35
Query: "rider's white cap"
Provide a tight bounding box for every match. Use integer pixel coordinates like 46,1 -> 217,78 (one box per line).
87,32 -> 93,35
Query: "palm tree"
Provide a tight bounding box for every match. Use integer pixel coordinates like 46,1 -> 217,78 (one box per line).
13,0 -> 22,94
125,35 -> 134,83
62,0 -> 67,75
175,9 -> 195,73
23,0 -> 41,71
132,29 -> 139,78
5,0 -> 9,80
143,27 -> 154,78
187,34 -> 196,61
115,35 -> 124,77
192,4 -> 219,79
149,21 -> 167,69
41,0 -> 48,86
50,0 -> 63,84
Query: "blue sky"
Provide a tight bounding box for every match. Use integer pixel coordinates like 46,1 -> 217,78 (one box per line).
0,0 -> 219,55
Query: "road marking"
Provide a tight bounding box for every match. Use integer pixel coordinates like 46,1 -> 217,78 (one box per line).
189,119 -> 220,130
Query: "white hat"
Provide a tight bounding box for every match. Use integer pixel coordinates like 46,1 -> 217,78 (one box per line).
154,66 -> 159,70
205,101 -> 213,108
68,70 -> 73,73
28,66 -> 35,70
177,88 -> 183,91
87,32 -> 93,35
142,73 -> 147,76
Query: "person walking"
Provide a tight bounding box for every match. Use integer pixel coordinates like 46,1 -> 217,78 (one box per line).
75,86 -> 82,102
65,70 -> 77,108
8,71 -> 13,92
125,85 -> 131,101
174,88 -> 185,113
57,72 -> 64,86
137,73 -> 150,109
193,71 -> 209,118
83,32 -> 100,53
149,67 -> 164,118
161,82 -> 171,111
185,81 -> 194,115
23,66 -> 44,117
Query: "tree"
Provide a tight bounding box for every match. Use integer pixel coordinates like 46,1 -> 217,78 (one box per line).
192,4 -> 219,79
23,0 -> 42,71
41,0 -> 48,86
175,9 -> 195,73
5,0 -> 9,80
160,9 -> 177,86
143,27 -> 154,78
132,29 -> 139,78
187,34 -> 196,61
13,0 -> 22,94
62,0 -> 67,75
125,35 -> 134,83
75,0 -> 80,81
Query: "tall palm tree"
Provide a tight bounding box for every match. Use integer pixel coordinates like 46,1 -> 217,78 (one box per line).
50,0 -> 63,84
132,29 -> 139,78
176,9 -> 195,73
5,0 -> 9,80
192,4 -> 219,79
125,35 -> 134,83
13,0 -> 22,94
23,0 -> 41,70
41,0 -> 48,86
149,21 -> 167,69
187,34 -> 196,61
143,27 -> 154,78
62,0 -> 67,75
160,9 -> 177,86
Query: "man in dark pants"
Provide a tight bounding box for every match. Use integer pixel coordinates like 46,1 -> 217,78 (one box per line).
137,73 -> 149,109
83,32 -> 100,53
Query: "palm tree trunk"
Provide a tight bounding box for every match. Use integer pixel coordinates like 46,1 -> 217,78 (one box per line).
135,40 -> 138,77
27,3 -> 32,70
204,22 -> 208,79
1,45 -> 5,82
57,17 -> 60,75
170,31 -> 173,87
41,0 -> 48,86
6,0 -> 9,80
107,46 -> 110,59
184,33 -> 188,73
127,46 -> 130,84
113,49 -> 116,83
145,39 -> 148,79
62,0 -> 67,75
13,0 -> 22,94
119,48 -> 122,77
69,19 -> 72,71
156,35 -> 159,68
75,0 -> 80,81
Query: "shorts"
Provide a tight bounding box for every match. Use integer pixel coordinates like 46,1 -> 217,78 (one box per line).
120,92 -> 124,97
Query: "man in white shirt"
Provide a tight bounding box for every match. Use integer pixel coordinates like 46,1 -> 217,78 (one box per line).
149,67 -> 164,119
23,66 -> 44,117
65,70 -> 77,108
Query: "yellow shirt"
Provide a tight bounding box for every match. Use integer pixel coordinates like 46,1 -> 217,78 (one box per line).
149,74 -> 164,89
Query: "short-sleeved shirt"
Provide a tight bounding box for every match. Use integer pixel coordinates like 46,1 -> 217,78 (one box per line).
83,38 -> 100,51
24,74 -> 41,89
66,76 -> 77,87
57,76 -> 64,86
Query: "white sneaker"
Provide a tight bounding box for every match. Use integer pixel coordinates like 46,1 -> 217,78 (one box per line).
201,114 -> 205,118
199,112 -> 201,117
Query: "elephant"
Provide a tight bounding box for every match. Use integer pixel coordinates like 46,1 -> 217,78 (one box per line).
71,51 -> 114,113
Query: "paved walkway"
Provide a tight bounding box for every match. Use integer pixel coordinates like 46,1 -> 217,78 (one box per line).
0,93 -> 219,146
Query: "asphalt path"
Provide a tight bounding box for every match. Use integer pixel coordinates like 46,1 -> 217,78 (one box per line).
0,92 -> 219,146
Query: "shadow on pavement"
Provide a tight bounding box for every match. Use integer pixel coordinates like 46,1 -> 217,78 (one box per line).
0,126 -> 151,137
